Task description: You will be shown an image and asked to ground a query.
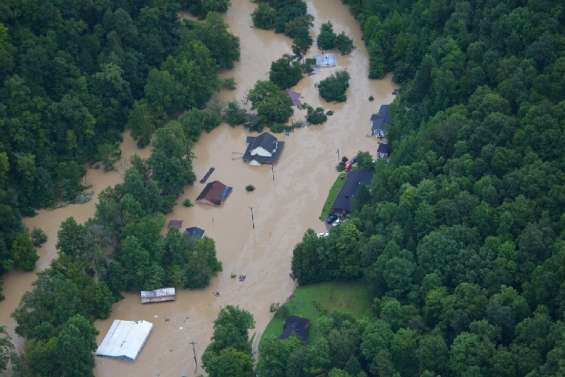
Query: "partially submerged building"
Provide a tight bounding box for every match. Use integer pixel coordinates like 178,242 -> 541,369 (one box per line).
168,219 -> 183,230
140,288 -> 176,304
243,132 -> 284,166
376,142 -> 390,160
315,53 -> 336,68
280,316 -> 310,342
197,180 -> 233,206
184,226 -> 205,239
331,170 -> 374,217
371,104 -> 391,138
96,320 -> 153,361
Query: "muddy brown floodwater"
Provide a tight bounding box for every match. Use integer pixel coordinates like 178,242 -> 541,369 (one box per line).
0,0 -> 396,376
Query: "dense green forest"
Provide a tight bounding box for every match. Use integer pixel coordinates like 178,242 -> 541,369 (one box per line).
0,0 -> 238,375
0,0 -> 237,297
259,0 -> 565,376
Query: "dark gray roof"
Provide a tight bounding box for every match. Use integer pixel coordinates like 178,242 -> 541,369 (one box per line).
184,227 -> 205,238
243,133 -> 284,165
280,316 -> 310,342
331,170 -> 374,214
371,104 -> 392,135
377,143 -> 390,154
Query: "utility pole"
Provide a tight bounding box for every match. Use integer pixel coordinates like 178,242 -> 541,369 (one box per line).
190,341 -> 198,373
271,164 -> 275,181
249,207 -> 255,229
337,148 -> 340,161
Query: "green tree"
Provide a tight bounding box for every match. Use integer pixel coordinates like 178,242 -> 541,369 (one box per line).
0,325 -> 13,373
335,32 -> 354,55
248,80 -> 293,125
317,22 -> 337,50
12,232 -> 38,271
269,55 -> 303,89
319,71 -> 350,102
252,3 -> 277,30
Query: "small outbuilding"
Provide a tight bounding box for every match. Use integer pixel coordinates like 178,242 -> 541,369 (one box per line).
371,104 -> 391,138
376,143 -> 390,160
184,226 -> 205,239
140,288 -> 176,304
280,316 -> 310,342
96,320 -> 153,361
243,132 -> 285,166
168,220 -> 183,230
197,181 -> 233,206
315,53 -> 337,68
331,169 -> 374,217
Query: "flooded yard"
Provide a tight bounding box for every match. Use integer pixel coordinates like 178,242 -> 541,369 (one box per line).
0,0 -> 396,376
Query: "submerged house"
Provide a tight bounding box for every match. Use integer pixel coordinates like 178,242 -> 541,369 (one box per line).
371,104 -> 391,138
331,169 -> 374,217
167,219 -> 183,230
280,316 -> 310,342
243,132 -> 284,166
184,226 -> 205,239
140,288 -> 176,304
315,53 -> 337,68
376,142 -> 390,160
96,320 -> 153,361
197,181 -> 232,206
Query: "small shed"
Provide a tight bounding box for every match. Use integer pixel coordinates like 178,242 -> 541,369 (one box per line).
168,220 -> 183,230
96,320 -> 153,361
286,89 -> 302,107
315,54 -> 336,68
197,181 -> 233,206
280,316 -> 310,342
184,226 -> 205,239
140,288 -> 176,304
377,143 -> 390,159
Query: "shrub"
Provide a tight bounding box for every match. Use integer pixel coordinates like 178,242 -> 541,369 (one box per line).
183,199 -> 193,207
317,22 -> 337,50
319,71 -> 350,102
222,78 -> 236,90
335,32 -> 354,55
246,185 -> 255,192
31,228 -> 48,247
224,101 -> 248,126
306,106 -> 328,125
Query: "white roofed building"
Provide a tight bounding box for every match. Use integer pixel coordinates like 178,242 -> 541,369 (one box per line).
96,320 -> 153,361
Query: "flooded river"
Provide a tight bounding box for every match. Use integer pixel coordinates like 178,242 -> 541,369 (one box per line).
0,0 -> 396,376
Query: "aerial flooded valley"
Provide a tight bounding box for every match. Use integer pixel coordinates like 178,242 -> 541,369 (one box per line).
0,0 -> 395,376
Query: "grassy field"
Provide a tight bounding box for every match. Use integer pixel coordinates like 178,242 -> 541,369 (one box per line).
259,281 -> 372,348
319,172 -> 346,221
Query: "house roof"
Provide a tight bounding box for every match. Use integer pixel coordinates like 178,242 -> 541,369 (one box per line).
315,54 -> 336,67
371,104 -> 392,135
377,143 -> 390,154
197,181 -> 232,205
286,89 -> 302,107
280,316 -> 310,342
168,220 -> 183,229
96,320 -> 153,361
140,288 -> 176,304
184,227 -> 205,238
331,170 -> 374,214
243,133 -> 285,165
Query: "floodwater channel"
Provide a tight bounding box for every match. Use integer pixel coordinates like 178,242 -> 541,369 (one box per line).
0,0 -> 396,376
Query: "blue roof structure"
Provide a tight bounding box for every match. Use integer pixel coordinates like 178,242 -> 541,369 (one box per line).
331,170 -> 374,215
184,227 -> 205,238
371,104 -> 392,137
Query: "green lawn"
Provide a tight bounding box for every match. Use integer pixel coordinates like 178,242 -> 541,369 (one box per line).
319,173 -> 346,221
260,281 -> 372,348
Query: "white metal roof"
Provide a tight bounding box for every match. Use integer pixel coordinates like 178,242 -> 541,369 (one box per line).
96,320 -> 153,361
140,287 -> 176,299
